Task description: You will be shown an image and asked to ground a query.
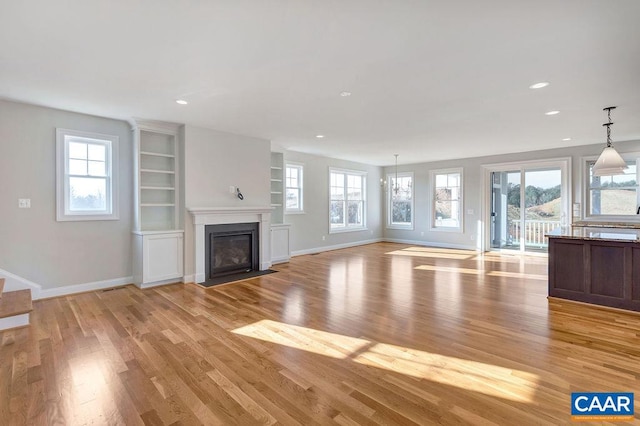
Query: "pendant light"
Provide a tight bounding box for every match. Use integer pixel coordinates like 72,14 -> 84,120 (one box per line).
394,154 -> 399,194
592,106 -> 627,176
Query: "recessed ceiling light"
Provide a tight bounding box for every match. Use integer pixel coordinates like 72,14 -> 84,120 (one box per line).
562,137 -> 572,141
545,110 -> 560,115
316,135 -> 325,139
176,99 -> 188,105
340,91 -> 352,97
529,82 -> 549,89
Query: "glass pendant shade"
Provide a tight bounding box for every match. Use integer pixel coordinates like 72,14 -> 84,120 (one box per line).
592,146 -> 627,176
592,107 -> 626,177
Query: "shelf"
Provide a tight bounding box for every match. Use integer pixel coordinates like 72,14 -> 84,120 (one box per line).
133,229 -> 184,236
134,121 -> 183,286
141,169 -> 175,174
140,151 -> 175,158
141,186 -> 175,190
270,151 -> 284,225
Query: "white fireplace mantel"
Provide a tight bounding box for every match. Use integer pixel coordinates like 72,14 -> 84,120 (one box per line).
188,206 -> 272,283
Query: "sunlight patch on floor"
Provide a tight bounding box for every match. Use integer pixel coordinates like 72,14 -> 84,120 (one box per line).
415,264 -> 485,275
487,270 -> 547,280
469,253 -> 548,265
386,248 -> 475,260
233,320 -> 539,403
233,319 -> 370,359
414,264 -> 547,280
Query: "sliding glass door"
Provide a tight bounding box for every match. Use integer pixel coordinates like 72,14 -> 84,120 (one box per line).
488,161 -> 568,253
523,169 -> 562,252
490,170 -> 520,251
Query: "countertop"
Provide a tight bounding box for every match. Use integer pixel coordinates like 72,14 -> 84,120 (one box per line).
547,226 -> 640,242
572,220 -> 640,229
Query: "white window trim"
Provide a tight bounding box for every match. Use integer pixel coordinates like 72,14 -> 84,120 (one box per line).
481,157 -> 571,253
430,167 -> 463,233
329,167 -> 367,233
56,128 -> 119,221
387,171 -> 414,230
582,153 -> 640,222
285,162 -> 305,214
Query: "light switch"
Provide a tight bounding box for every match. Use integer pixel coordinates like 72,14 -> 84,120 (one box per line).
18,198 -> 31,208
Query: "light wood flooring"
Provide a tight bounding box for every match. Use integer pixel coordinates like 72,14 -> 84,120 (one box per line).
2,242 -> 640,425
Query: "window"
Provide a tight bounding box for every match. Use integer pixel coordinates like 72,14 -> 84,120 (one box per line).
56,128 -> 118,221
285,163 -> 304,213
586,158 -> 639,218
432,169 -> 462,230
329,168 -> 366,232
387,172 -> 413,229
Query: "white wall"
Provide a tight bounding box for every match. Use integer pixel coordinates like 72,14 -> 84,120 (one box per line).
383,140 -> 640,249
282,151 -> 384,254
0,99 -> 133,289
183,125 -> 271,279
3,97 -> 639,293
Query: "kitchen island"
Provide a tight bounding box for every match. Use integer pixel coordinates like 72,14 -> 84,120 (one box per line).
547,226 -> 640,312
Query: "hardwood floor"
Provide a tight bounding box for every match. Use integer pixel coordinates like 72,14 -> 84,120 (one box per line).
2,242 -> 639,425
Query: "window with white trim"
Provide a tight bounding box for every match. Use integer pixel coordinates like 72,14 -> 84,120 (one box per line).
285,163 -> 304,213
56,128 -> 119,221
387,172 -> 413,229
329,169 -> 366,232
586,158 -> 639,218
432,169 -> 462,230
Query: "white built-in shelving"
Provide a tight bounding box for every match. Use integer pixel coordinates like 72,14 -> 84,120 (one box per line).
269,152 -> 290,263
132,120 -> 184,288
270,153 -> 284,224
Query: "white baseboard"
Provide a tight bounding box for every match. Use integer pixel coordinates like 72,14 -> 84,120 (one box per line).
291,238 -> 383,257
136,278 -> 182,289
38,276 -> 134,300
383,238 -> 478,251
182,274 -> 195,284
0,268 -> 41,297
0,313 -> 30,331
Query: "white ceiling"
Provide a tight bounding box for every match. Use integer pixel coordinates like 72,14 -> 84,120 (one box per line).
2,0 -> 639,166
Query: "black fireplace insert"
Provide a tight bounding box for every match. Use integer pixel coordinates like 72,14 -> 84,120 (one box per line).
205,222 -> 259,283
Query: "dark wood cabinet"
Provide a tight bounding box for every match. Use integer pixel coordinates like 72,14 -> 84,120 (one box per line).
548,236 -> 640,312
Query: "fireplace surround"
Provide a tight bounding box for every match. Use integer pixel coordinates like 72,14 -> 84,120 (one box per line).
188,207 -> 272,284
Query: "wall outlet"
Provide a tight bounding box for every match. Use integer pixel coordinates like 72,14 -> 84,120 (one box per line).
322,235 -> 326,241
467,209 -> 474,215
229,186 -> 236,194
18,198 -> 31,208
421,231 -> 424,237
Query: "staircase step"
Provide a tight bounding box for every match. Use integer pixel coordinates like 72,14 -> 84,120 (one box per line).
0,289 -> 32,331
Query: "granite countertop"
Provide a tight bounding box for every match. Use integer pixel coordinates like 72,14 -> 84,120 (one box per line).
572,221 -> 640,229
547,226 -> 640,242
